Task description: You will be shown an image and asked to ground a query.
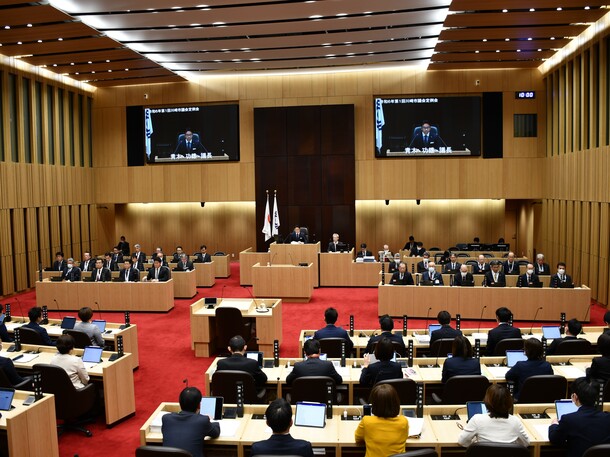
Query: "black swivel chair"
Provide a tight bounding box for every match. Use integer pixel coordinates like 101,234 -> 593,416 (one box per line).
583,444 -> 610,457
465,442 -> 529,457
136,446 -> 193,457
429,338 -> 455,359
210,370 -> 265,403
214,307 -> 257,354
214,251 -> 225,256
376,378 -> 417,404
19,327 -> 45,345
0,367 -> 32,390
64,330 -> 92,349
552,339 -> 594,355
390,450 -> 438,457
433,375 -> 490,404
516,375 -> 567,403
493,338 -> 525,356
289,376 -> 337,404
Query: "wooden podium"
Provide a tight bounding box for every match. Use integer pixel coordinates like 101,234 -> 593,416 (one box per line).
319,250 -> 382,286
239,247 -> 271,285
252,263 -> 313,302
269,242 -> 320,287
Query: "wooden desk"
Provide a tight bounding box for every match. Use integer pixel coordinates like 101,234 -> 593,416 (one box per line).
239,247 -> 270,286
319,251 -> 382,287
252,263 -> 313,302
170,270 -> 197,298
378,284 -> 591,321
6,342 -> 135,425
212,254 -> 231,278
190,298 -> 282,357
194,262 -> 216,287
36,279 -> 175,312
0,390 -> 58,457
269,242 -> 320,287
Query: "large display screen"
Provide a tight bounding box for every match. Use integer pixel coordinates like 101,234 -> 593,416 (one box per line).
144,104 -> 239,163
374,95 -> 481,158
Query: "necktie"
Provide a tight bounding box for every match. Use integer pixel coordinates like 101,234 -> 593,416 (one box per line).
494,273 -> 498,282
424,135 -> 428,146
430,272 -> 434,280
452,263 -> 455,270
97,270 -> 101,281
155,268 -> 159,280
399,274 -> 404,280
187,141 -> 191,149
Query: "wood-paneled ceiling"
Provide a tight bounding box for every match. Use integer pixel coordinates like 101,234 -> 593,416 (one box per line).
0,0 -> 607,86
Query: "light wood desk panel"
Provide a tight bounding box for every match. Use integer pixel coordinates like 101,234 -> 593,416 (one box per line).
252,263 -> 313,302
319,251 -> 382,287
239,247 -> 270,286
212,254 -> 231,277
269,242 -> 320,287
194,261 -> 216,287
171,270 -> 197,298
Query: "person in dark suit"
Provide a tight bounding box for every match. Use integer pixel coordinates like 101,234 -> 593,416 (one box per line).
104,252 -> 119,272
80,252 -> 95,272
194,245 -> 212,263
286,339 -> 342,386
162,386 -> 220,457
131,244 -> 147,270
549,377 -> 610,457
587,333 -> 610,384
0,304 -> 13,342
546,318 -> 582,355
550,262 -> 574,288
313,307 -> 354,355
286,225 -> 307,243
91,259 -> 112,282
390,262 -> 414,286
146,258 -> 171,282
0,355 -> 28,387
472,255 -> 490,275
604,311 -> 610,335
430,311 -> 462,346
365,315 -> 406,355
118,259 -> 140,282
421,262 -> 443,285
441,335 -> 481,383
518,263 -> 542,287
216,335 -> 267,390
131,254 -> 144,272
484,260 -> 506,287
51,251 -> 66,272
172,246 -> 185,263
535,253 -> 551,275
359,337 -> 403,387
408,121 -> 446,149
22,307 -> 55,346
416,252 -> 432,273
388,254 -> 402,273
502,251 -> 520,275
410,242 -> 426,257
117,235 -> 130,256
175,254 -> 194,271
402,235 -> 417,252
506,338 -> 553,400
486,307 -> 522,355
61,258 -> 81,282
250,398 -> 314,457
112,247 -> 124,266
174,129 -> 208,155
327,233 -> 346,252
454,264 -> 475,286
356,243 -> 373,258
443,253 -> 461,274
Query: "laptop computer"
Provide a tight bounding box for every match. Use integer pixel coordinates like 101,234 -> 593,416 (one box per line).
542,326 -> 561,339
466,401 -> 488,421
506,350 -> 527,367
50,276 -> 63,282
428,324 -> 442,336
0,388 -> 15,411
82,346 -> 104,369
558,282 -> 574,289
555,399 -> 579,420
92,320 -> 106,332
60,316 -> 76,330
245,351 -> 264,368
294,402 -> 326,428
200,396 -> 224,420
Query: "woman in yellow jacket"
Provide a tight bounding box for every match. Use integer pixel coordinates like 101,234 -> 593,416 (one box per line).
355,383 -> 409,456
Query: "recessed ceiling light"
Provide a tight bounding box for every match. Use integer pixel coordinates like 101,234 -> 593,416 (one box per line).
190,23 -> 200,26
27,24 -> 32,27
75,72 -> 79,74
171,6 -> 181,9
212,21 -> 225,25
88,61 -> 92,64
502,9 -> 508,13
529,8 -> 535,12
482,39 -> 487,42
214,59 -> 221,62
17,41 -> 22,45
37,40 -> 42,43
505,38 -> 509,41
336,13 -> 347,17
475,50 -> 479,53
58,38 -> 63,41
91,71 -> 95,73
52,64 -> 57,66
527,37 -> 532,41
125,68 -> 129,71
557,7 -> 562,11
551,37 -> 555,40
108,69 -> 112,72
250,58 -> 260,61
496,50 -> 500,53
4,26 -> 10,30
70,62 -> 74,65
584,6 -> 590,10
325,54 -> 335,57
538,48 -> 542,51
309,15 -> 322,19
106,60 -> 110,62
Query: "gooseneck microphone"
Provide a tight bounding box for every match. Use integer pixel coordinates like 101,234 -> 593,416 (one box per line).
424,307 -> 432,334
477,305 -> 487,333
528,307 -> 543,335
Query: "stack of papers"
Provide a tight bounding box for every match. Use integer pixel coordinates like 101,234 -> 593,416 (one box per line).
486,366 -> 510,378
470,333 -> 488,341
414,334 -> 430,344
150,411 -> 170,433
216,419 -> 241,437
408,417 -> 425,437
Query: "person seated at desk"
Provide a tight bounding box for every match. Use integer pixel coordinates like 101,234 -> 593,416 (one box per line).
103,252 -> 118,272
356,243 -> 373,258
174,129 -> 208,156
390,262 -> 414,286
327,233 -> 345,252
175,254 -> 194,272
50,334 -> 89,388
604,311 -> 610,335
251,398 -> 313,457
151,247 -> 169,266
216,335 -> 267,391
472,255 -> 490,275
458,384 -> 530,447
80,251 -> 95,272
379,244 -> 393,262
505,338 -> 552,400
131,244 -> 147,269
194,244 -> 211,263
355,384 -> 409,456
484,260 -> 506,287
365,315 -> 406,355
388,253 -> 401,273
502,251 -> 520,275
443,253 -> 461,274
518,263 -> 542,288
402,235 -> 417,252
360,337 -> 403,387
546,318 -> 582,356
0,304 -> 12,342
145,258 -> 171,282
441,336 -> 481,383
549,377 -> 610,457
416,251 -> 431,273
286,339 -> 342,386
172,246 -> 185,263
286,225 -> 307,243
111,247 -> 124,266
486,307 -> 521,356
92,259 -> 112,282
73,306 -> 104,347
22,306 -> 55,346
454,264 -> 475,286
410,241 -> 426,257
118,258 -> 140,282
535,253 -> 551,275
162,386 -> 220,457
50,251 -> 66,272
61,258 -> 81,282
421,262 -> 443,285
430,311 -> 462,346
0,354 -> 28,387
586,333 -> 610,384
117,235 -> 130,256
550,262 -> 574,288
313,307 -> 353,355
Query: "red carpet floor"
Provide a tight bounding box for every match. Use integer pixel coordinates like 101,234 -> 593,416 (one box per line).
8,263 -> 606,456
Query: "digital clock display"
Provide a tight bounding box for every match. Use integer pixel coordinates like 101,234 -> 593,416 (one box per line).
515,91 -> 535,99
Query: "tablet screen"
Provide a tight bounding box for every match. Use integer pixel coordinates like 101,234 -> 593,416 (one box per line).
466,401 -> 488,421
294,402 -> 326,428
60,316 -> 76,329
245,351 -> 263,367
0,388 -> 14,411
542,326 -> 561,339
200,396 -> 223,420
428,324 -> 441,336
555,399 -> 579,420
506,350 -> 527,367
82,346 -> 103,363
92,320 -> 106,332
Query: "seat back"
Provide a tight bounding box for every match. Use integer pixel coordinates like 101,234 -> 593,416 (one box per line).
214,307 -> 254,353
442,375 -> 490,404
0,367 -> 15,388
583,444 -> 610,457
517,375 -> 567,403
430,338 -> 455,359
603,379 -> 610,403
177,133 -> 200,144
214,251 -> 225,256
319,338 -> 348,358
136,445 -> 193,456
553,339 -> 594,355
376,378 -> 417,405
465,442 -> 529,457
290,376 -> 335,404
389,450 -> 438,457
19,327 -> 45,345
412,125 -> 439,138
64,330 -> 92,349
210,370 -> 259,403
493,338 -> 525,356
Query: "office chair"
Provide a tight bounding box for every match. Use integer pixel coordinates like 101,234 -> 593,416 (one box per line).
33,363 -> 97,436
376,378 -> 417,404
482,253 -> 493,258
583,444 -> 610,457
447,247 -> 459,251
288,376 -> 337,404
517,260 -> 530,267
136,446 -> 193,456
429,247 -> 440,251
213,251 -> 225,256
214,307 -> 257,354
0,367 -> 32,390
429,338 -> 455,359
176,132 -> 200,145
64,330 -> 92,349
517,375 -> 567,403
432,375 -> 490,404
369,341 -> 407,358
465,442 -> 529,457
319,338 -> 350,358
411,125 -> 439,139
210,370 -> 265,403
457,253 -> 470,258
19,327 -> 45,345
493,338 -> 525,356
300,227 -> 309,243
465,260 -> 478,269
552,339 -> 594,355
603,379 -> 610,402
390,450 -> 438,457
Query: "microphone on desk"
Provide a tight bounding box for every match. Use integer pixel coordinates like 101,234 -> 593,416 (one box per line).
242,284 -> 260,309
288,252 -> 296,266
477,305 -> 487,333
94,301 -> 103,321
581,304 -> 591,334
423,307 -> 432,334
52,299 -> 64,322
12,298 -> 25,323
528,307 -> 543,335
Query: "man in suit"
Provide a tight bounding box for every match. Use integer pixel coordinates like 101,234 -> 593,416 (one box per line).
410,241 -> 426,257
151,249 -> 169,267
22,307 -> 54,346
174,129 -> 208,156
313,307 -> 354,355
506,337 -> 553,399
416,251 -> 431,273
51,251 -> 66,272
151,247 -> 164,261
388,253 -> 402,273
604,311 -> 610,335
118,258 -> 140,282
162,387 -> 220,457
0,355 -> 28,387
402,235 -> 417,252
421,262 -> 443,285
104,252 -> 119,272
535,253 -> 551,275
453,264 -> 474,286
586,333 -> 610,384
175,253 -> 194,271
131,254 -> 144,272
472,255 -> 490,274
518,263 -> 542,287
379,244 -> 393,262
286,339 -> 342,385
172,246 -> 185,263
92,258 -> 112,282
61,258 -> 81,282
502,251 -> 520,275
216,335 -> 267,390
286,225 -> 307,243
550,262 -> 573,288
546,318 -> 582,355
327,233 -> 343,252
408,121 -> 447,150
117,235 -> 130,256
112,246 -> 124,266
549,377 -> 610,457
146,257 -> 171,282
365,315 -> 406,354
251,398 -> 314,457
486,307 -> 521,355
356,243 -> 373,258
484,260 -> 506,287
131,244 -> 147,269
194,244 -> 212,263
80,251 -> 95,272
443,253 -> 461,274
390,262 -> 414,285
430,311 -> 462,346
